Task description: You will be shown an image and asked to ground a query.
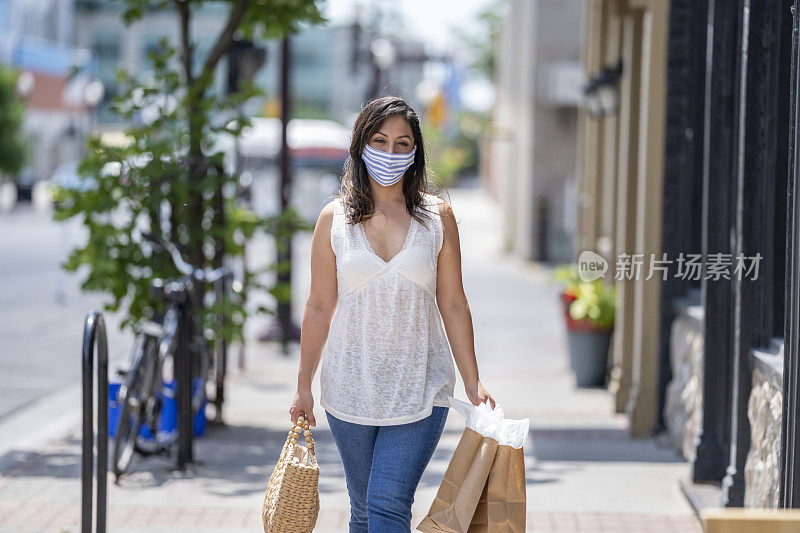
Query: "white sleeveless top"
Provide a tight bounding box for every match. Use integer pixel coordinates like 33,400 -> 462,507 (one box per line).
319,191 -> 457,425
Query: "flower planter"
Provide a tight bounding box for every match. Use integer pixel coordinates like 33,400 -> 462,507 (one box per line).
566,328 -> 612,387
551,270 -> 616,388
561,296 -> 613,387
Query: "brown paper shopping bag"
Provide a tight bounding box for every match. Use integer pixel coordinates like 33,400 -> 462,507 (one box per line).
467,444 -> 526,532
417,398 -> 530,533
417,427 -> 499,533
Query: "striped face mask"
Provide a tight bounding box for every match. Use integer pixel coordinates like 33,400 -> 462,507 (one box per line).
361,143 -> 417,186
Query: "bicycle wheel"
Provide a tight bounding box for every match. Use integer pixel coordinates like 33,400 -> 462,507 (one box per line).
184,310 -> 210,420
112,335 -> 156,477
134,335 -> 164,457
138,307 -> 181,455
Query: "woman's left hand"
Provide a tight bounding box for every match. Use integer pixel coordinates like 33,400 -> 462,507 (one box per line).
466,379 -> 496,409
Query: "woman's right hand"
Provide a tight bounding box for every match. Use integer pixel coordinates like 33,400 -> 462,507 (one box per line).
290,388 -> 316,427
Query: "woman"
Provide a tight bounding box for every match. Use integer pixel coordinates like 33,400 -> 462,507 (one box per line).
290,96 -> 495,532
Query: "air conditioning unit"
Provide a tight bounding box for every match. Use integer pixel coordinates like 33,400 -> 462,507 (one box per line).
537,61 -> 585,108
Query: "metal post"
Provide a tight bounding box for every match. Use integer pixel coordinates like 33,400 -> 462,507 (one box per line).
257,35 -> 301,349
659,0 -> 708,436
781,0 -> 800,509
278,35 -> 294,351
535,199 -> 548,262
81,310 -> 108,533
721,0 -> 787,507
214,276 -> 227,424
693,0 -> 739,484
176,307 -> 193,469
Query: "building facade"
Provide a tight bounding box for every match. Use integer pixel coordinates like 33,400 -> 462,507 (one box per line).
579,0 -> 800,511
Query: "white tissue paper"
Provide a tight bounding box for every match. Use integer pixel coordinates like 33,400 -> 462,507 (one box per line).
448,396 -> 531,450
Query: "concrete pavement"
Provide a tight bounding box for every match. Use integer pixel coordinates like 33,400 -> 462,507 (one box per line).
0,183 -> 702,532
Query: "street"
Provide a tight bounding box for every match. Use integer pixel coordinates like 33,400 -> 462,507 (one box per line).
0,169 -> 337,421
0,205 -> 132,420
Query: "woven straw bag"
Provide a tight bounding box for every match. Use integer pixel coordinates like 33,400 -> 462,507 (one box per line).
262,415 -> 320,533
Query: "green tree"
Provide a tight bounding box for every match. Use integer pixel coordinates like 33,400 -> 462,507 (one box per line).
52,0 -> 324,346
0,66 -> 28,177
451,0 -> 503,79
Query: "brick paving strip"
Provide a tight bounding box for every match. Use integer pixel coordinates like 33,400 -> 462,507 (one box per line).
528,512 -> 702,532
0,501 -> 702,532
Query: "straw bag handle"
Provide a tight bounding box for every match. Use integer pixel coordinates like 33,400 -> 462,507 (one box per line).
285,414 -> 315,453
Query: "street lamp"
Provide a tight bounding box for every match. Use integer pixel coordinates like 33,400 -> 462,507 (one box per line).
84,79 -> 105,108
370,38 -> 396,70
226,36 -> 267,97
368,37 -> 396,99
582,60 -> 622,119
415,78 -> 439,105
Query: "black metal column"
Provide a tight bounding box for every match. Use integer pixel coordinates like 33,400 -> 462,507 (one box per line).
723,0 -> 788,507
659,0 -> 708,433
81,311 -> 108,533
780,0 -> 800,510
176,306 -> 193,469
257,35 -> 301,349
693,0 -> 741,484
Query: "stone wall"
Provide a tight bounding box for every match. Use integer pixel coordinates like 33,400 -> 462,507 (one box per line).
663,308 -> 704,461
744,365 -> 782,508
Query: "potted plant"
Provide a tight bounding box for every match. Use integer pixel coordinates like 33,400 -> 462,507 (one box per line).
551,264 -> 616,387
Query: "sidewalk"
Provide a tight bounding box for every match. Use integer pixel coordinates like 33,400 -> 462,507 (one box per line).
0,184 -> 702,532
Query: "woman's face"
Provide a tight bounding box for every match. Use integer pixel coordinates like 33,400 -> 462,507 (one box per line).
367,115 -> 415,155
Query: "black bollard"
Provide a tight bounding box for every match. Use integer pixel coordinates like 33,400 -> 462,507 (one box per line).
81,310 -> 108,533
176,306 -> 193,469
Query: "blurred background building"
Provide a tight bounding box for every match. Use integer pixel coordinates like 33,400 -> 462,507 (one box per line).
488,0 -> 582,265
0,0 -> 100,199
72,2 -> 431,126
2,0 -> 465,207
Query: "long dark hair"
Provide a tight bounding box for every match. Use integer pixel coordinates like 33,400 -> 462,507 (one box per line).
335,96 -> 443,228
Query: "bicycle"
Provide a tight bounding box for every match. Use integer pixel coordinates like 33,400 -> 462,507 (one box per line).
111,230 -> 233,479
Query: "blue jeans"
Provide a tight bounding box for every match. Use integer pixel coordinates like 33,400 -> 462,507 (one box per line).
325,407 -> 449,533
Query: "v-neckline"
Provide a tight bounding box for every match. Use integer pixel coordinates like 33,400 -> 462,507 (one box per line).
359,214 -> 416,265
